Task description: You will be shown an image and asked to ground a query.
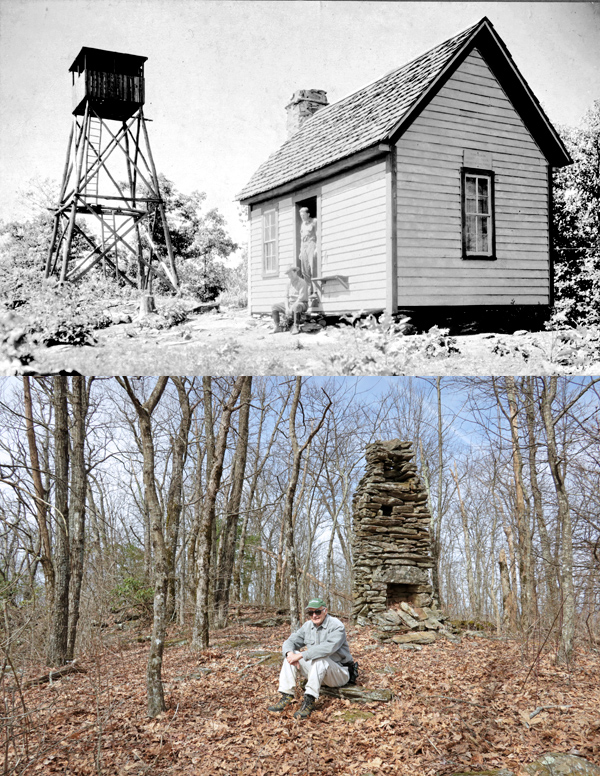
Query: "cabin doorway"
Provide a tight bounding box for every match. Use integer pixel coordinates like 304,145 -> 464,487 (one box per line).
295,196 -> 320,281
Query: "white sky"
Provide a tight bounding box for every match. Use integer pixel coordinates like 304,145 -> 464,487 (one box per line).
0,1 -> 598,248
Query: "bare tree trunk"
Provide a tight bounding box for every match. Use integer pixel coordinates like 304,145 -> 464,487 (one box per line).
432,376 -> 444,606
193,377 -> 245,650
540,377 -> 574,664
419,440 -> 439,607
22,377 -> 55,605
232,383 -> 292,613
522,376 -> 559,623
142,497 -> 152,585
117,376 -> 169,717
498,548 -> 518,632
452,463 -> 478,618
283,378 -> 332,631
165,378 -> 193,622
502,376 -> 536,629
67,377 -> 91,661
214,376 -> 252,629
274,508 -> 287,607
203,379 -> 218,599
493,488 -> 520,623
48,376 -> 70,666
186,419 -> 206,600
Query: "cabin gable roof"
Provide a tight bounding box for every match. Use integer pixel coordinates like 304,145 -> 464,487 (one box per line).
238,17 -> 571,204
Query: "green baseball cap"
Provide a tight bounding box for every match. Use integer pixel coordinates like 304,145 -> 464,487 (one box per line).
306,597 -> 326,610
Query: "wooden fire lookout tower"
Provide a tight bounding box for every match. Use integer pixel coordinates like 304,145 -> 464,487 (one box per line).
45,47 -> 178,295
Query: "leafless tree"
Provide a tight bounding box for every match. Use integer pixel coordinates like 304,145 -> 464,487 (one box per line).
192,376 -> 246,649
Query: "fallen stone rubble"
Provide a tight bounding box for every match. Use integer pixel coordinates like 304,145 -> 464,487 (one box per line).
371,599 -> 458,645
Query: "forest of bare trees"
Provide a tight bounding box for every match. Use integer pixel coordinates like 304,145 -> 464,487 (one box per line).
1,376 -> 599,718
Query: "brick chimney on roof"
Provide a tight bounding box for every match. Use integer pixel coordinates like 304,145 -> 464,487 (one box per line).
286,89 -> 328,138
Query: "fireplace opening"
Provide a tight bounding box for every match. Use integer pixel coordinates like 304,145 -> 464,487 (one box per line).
387,583 -> 423,607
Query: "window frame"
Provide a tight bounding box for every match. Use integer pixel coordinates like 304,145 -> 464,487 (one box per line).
461,167 -> 496,261
262,208 -> 278,277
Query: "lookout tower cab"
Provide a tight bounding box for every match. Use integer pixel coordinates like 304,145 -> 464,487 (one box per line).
70,47 -> 146,121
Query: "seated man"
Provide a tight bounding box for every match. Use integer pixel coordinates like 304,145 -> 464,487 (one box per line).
268,597 -> 354,720
271,266 -> 309,335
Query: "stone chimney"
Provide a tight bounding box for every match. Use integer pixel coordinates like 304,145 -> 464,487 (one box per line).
285,89 -> 328,138
351,440 -> 435,626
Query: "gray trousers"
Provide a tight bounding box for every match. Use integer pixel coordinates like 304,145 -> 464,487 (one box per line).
277,656 -> 349,700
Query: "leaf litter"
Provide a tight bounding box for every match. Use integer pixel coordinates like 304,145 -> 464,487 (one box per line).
5,611 -> 600,775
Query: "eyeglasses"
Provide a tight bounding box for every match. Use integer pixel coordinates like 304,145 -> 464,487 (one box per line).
307,609 -> 324,616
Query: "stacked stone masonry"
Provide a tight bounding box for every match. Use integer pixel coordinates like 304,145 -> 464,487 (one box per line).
352,439 -> 435,627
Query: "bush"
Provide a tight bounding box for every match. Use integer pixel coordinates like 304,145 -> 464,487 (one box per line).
111,577 -> 154,618
0,214 -> 136,347
328,314 -> 460,375
551,101 -> 600,327
219,250 -> 248,309
178,256 -> 229,302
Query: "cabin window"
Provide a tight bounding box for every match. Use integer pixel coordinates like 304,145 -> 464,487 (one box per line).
462,169 -> 495,260
262,209 -> 278,275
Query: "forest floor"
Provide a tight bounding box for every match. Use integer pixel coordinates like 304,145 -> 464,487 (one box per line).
9,307 -> 600,376
5,608 -> 600,776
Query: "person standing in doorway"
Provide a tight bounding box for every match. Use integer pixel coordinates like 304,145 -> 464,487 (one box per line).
299,207 -> 317,292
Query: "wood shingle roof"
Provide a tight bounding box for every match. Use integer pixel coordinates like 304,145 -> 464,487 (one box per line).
237,17 -> 571,203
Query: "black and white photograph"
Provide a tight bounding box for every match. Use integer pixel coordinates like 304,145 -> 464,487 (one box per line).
1,2 -> 600,776
0,1 -> 599,374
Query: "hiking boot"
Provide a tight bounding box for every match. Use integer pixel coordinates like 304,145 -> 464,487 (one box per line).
293,693 -> 316,720
268,692 -> 295,712
270,326 -> 283,334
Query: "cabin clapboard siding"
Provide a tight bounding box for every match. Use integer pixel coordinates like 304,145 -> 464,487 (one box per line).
396,48 -> 549,307
320,161 -> 387,312
239,18 -> 571,320
248,164 -> 388,314
248,199 -> 295,313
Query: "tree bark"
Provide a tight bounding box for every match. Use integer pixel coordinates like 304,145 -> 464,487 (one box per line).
432,376 -> 444,606
186,416 -> 206,600
522,376 -> 559,623
22,377 -> 55,606
165,378 -> 192,622
214,376 -> 252,629
48,376 -> 70,666
193,377 -> 245,650
502,376 -> 536,629
498,548 -> 518,632
117,376 -> 169,717
452,463 -> 478,618
66,377 -> 91,661
540,377 -> 574,664
283,378 -> 332,631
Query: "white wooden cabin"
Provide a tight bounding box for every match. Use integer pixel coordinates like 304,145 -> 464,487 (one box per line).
237,18 -> 571,327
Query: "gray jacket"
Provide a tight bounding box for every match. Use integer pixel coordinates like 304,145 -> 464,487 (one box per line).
282,614 -> 353,665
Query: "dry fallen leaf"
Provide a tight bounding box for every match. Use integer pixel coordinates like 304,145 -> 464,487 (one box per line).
529,711 -> 549,726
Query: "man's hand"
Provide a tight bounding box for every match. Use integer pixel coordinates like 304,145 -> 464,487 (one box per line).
286,651 -> 303,665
